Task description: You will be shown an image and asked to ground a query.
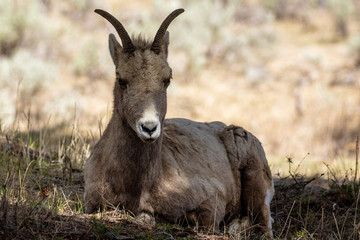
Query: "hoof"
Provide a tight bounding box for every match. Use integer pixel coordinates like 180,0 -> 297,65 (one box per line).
227,217 -> 250,237
136,212 -> 156,226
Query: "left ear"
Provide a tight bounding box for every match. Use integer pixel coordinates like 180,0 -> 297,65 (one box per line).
108,33 -> 123,66
161,31 -> 170,58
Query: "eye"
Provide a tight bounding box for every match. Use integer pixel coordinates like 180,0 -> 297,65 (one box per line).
117,77 -> 128,89
163,78 -> 171,88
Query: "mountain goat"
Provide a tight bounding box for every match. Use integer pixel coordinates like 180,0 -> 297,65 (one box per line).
84,8 -> 274,235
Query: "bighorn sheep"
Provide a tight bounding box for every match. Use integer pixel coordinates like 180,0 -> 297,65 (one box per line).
84,8 -> 274,235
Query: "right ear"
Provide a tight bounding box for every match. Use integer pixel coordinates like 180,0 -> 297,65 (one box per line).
108,33 -> 122,66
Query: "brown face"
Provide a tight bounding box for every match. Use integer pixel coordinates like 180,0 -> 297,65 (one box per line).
115,49 -> 172,143
94,8 -> 183,143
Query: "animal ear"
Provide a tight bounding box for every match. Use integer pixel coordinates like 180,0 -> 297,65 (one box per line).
108,33 -> 122,65
161,31 -> 170,58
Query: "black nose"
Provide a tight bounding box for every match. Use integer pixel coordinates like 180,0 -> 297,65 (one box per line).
141,123 -> 158,136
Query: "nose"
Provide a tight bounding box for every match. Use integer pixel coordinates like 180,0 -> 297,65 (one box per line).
135,104 -> 161,142
141,122 -> 158,136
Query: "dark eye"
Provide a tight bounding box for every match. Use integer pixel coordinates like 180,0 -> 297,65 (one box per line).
163,78 -> 171,88
117,78 -> 128,89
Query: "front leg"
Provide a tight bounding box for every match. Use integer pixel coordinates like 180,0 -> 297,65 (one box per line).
136,191 -> 156,225
84,181 -> 105,213
84,177 -> 120,214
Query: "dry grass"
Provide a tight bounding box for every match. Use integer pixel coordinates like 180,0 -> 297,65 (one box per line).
0,128 -> 359,239
1,0 -> 360,239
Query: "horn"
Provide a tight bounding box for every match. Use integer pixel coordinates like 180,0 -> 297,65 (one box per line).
94,9 -> 135,54
151,8 -> 184,54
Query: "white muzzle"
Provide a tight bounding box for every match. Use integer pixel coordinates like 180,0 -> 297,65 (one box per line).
135,104 -> 161,143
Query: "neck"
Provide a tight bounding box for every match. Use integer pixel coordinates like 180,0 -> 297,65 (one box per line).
106,113 -> 162,212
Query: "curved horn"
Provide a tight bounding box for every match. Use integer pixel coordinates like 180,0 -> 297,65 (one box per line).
94,9 -> 135,54
151,8 -> 184,54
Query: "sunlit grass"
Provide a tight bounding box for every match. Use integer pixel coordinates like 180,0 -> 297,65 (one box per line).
270,154 -> 358,179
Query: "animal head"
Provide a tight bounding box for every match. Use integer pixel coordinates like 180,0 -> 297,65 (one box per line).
95,9 -> 184,143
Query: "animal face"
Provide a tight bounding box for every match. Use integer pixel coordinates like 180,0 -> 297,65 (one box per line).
94,9 -> 183,143
114,48 -> 172,143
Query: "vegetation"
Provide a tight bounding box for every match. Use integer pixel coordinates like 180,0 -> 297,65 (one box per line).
0,127 -> 359,239
0,0 -> 359,239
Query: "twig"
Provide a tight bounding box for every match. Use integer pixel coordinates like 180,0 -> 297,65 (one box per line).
292,177 -> 317,190
155,231 -> 175,240
284,218 -> 292,239
354,182 -> 360,239
324,163 -> 339,186
321,207 -> 324,237
286,154 -> 317,190
332,212 -> 342,240
304,192 -> 312,230
1,182 -> 8,237
279,200 -> 296,238
107,230 -> 133,240
340,204 -> 350,239
355,136 -> 359,184
294,153 -> 310,174
12,78 -> 22,131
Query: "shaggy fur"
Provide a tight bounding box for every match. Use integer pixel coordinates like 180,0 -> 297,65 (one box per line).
84,9 -> 274,235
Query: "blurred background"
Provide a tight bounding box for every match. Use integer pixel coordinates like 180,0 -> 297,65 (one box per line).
0,0 -> 359,173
